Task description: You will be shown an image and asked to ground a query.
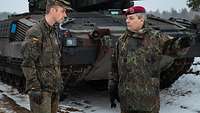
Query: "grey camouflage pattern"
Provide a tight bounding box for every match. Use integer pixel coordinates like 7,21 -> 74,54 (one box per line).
110,27 -> 190,113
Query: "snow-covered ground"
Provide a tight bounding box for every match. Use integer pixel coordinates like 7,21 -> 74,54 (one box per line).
1,57 -> 200,113
160,57 -> 200,113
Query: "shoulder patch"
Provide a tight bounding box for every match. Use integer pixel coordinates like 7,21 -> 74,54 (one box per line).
31,37 -> 40,43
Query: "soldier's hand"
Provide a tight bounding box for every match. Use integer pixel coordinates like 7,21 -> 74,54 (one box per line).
29,90 -> 43,105
179,36 -> 192,48
108,80 -> 119,108
111,100 -> 117,108
110,94 -> 120,108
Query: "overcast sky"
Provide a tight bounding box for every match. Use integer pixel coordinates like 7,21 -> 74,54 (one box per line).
134,0 -> 189,12
0,0 -> 189,13
1,0 -> 28,13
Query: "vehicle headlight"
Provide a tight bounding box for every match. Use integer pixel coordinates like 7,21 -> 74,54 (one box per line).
65,38 -> 77,47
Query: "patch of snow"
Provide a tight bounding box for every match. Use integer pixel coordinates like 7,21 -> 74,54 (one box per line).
0,82 -> 30,110
0,107 -> 17,113
1,57 -> 200,113
160,57 -> 200,113
60,90 -> 121,113
190,57 -> 200,72
160,73 -> 200,113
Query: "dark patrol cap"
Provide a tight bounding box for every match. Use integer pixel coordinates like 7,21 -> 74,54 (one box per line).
125,6 -> 145,15
47,0 -> 72,11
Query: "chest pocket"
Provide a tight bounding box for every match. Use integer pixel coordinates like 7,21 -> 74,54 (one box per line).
126,38 -> 142,64
118,38 -> 142,73
40,32 -> 61,66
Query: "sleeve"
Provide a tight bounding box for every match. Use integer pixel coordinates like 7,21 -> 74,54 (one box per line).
108,40 -> 120,106
21,26 -> 42,92
157,31 -> 191,58
109,32 -> 128,82
109,40 -> 119,82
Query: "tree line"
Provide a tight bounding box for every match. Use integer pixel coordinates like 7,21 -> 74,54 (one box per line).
0,12 -> 14,20
0,8 -> 199,21
148,8 -> 199,20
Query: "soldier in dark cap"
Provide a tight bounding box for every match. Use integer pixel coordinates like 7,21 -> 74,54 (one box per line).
108,6 -> 191,113
21,0 -> 72,113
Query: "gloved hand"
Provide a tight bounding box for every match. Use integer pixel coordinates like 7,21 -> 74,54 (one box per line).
29,90 -> 43,105
179,36 -> 192,48
108,80 -> 120,108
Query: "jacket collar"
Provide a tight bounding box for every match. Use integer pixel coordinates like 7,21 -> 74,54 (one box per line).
126,25 -> 152,39
41,17 -> 56,33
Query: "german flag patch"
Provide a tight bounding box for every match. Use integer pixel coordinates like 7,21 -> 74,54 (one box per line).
31,37 -> 39,43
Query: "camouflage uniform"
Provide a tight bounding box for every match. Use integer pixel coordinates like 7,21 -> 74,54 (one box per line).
21,18 -> 63,113
109,26 -> 190,113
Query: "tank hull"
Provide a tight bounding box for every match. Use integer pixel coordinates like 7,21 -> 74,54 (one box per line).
0,12 -> 198,91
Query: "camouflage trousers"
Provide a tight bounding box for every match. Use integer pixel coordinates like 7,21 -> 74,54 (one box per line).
29,91 -> 59,113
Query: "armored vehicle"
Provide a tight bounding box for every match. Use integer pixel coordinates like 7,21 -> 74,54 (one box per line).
0,0 -> 199,92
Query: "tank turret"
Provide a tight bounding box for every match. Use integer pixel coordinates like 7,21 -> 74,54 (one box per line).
28,0 -> 46,13
69,0 -> 131,12
28,0 -> 132,13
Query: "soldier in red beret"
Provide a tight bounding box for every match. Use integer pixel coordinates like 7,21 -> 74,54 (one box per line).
108,5 -> 191,113
124,6 -> 146,32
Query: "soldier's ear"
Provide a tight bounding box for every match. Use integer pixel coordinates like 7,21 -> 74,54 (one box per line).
49,7 -> 54,13
140,17 -> 144,23
50,6 -> 57,13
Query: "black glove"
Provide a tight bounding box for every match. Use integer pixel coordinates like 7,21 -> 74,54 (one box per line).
29,90 -> 43,105
179,36 -> 192,48
108,80 -> 120,108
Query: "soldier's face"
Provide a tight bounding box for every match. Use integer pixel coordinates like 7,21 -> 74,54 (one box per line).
53,6 -> 67,23
126,14 -> 144,32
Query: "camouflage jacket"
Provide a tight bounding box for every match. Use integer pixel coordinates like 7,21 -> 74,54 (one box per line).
110,27 -> 190,112
21,18 -> 63,93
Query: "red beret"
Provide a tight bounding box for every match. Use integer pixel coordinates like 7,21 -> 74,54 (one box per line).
125,6 -> 146,15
